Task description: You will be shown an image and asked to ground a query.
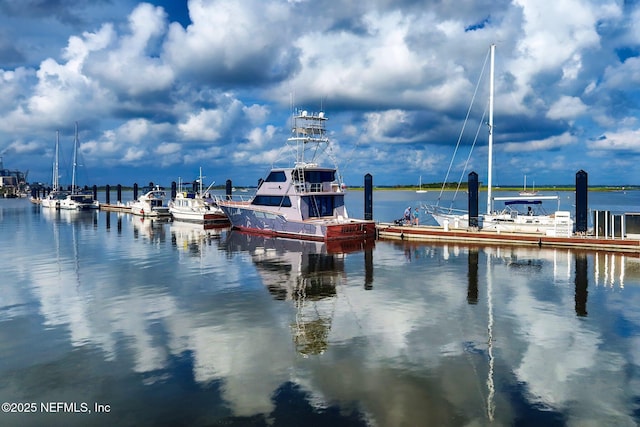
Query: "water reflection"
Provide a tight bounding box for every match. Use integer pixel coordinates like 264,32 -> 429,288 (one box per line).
222,231 -> 373,356
2,202 -> 640,426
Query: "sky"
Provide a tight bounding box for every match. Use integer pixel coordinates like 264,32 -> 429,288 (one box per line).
1,0 -> 640,188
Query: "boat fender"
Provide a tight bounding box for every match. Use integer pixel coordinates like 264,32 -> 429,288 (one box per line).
538,238 -> 542,247
400,232 -> 404,240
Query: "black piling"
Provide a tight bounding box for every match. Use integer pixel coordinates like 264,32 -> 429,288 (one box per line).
117,184 -> 122,203
92,185 -> 97,201
575,170 -> 588,233
364,173 -> 373,220
468,171 -> 479,227
133,183 -> 138,201
171,181 -> 177,199
226,179 -> 232,200
105,184 -> 111,204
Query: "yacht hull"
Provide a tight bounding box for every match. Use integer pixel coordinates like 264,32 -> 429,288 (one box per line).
219,203 -> 375,242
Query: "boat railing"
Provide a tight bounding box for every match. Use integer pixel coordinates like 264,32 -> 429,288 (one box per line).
213,194 -> 252,204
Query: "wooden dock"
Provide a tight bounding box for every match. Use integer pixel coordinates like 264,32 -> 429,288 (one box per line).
376,223 -> 640,253
99,203 -> 131,213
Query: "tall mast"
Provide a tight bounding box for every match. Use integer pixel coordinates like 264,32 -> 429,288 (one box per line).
486,44 -> 495,215
53,130 -> 59,191
72,122 -> 78,194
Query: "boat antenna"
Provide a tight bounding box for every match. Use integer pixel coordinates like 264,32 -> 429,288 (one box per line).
486,44 -> 495,215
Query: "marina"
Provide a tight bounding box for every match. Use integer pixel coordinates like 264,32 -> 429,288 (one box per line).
1,191 -> 640,426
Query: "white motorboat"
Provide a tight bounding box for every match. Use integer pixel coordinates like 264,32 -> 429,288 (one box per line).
128,185 -> 171,218
216,109 -> 376,242
169,168 -> 228,224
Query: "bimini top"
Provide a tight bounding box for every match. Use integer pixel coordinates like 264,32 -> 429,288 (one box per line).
493,195 -> 559,205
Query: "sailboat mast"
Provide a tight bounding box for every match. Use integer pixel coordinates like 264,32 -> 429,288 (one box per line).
72,122 -> 78,194
486,44 -> 495,215
53,130 -> 59,191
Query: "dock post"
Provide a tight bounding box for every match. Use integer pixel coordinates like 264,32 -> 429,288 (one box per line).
105,184 -> 111,204
468,172 -> 479,227
92,185 -> 97,201
133,183 -> 138,201
576,170 -> 588,233
226,179 -> 232,200
364,173 -> 373,220
171,181 -> 177,199
117,184 -> 122,203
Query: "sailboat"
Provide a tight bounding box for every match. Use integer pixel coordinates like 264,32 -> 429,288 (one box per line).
519,175 -> 538,196
416,175 -> 428,193
41,131 -> 68,209
425,45 -> 573,236
59,122 -> 99,210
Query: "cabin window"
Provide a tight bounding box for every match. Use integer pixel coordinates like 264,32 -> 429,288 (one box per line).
252,195 -> 292,207
304,170 -> 335,183
305,195 -> 344,217
264,171 -> 287,182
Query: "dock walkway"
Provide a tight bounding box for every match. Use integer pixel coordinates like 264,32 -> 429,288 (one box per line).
376,223 -> 640,253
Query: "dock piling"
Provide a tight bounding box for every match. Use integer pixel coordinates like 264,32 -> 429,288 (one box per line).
576,170 -> 588,233
468,172 -> 479,226
364,173 -> 373,220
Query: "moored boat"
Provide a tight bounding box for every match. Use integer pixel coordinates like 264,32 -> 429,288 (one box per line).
128,185 -> 171,218
41,131 -> 66,209
216,109 -> 376,242
424,45 -> 573,237
59,123 -> 99,210
169,169 -> 228,224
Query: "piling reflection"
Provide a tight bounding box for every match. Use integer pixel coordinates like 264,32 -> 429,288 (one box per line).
575,253 -> 589,316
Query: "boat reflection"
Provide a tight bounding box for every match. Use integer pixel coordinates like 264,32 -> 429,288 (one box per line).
130,215 -> 168,243
170,221 -> 229,256
223,231 -> 373,356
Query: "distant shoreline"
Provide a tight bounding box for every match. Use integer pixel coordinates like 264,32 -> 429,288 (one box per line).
346,186 -> 638,192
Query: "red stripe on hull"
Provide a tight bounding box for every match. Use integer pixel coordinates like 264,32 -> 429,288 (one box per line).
233,221 -> 376,243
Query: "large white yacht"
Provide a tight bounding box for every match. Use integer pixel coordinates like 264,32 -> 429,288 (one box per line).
216,110 -> 376,242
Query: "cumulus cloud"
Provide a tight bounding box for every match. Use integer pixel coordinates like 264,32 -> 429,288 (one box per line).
546,96 -> 588,121
0,0 -> 639,185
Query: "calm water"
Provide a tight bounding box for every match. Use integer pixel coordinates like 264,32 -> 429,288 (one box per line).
1,190 -> 640,426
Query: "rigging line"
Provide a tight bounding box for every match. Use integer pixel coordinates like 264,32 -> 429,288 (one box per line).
436,47 -> 491,206
447,101 -> 488,210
